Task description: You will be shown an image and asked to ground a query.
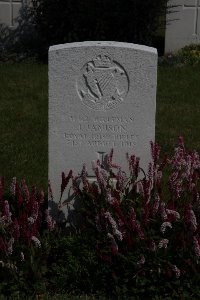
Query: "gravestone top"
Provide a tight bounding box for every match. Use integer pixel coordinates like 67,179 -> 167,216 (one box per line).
50,41 -> 157,53
49,41 -> 157,204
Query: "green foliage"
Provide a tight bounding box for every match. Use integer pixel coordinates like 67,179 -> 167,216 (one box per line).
159,43 -> 200,66
177,44 -> 200,65
0,24 -> 13,61
22,0 -> 169,60
41,139 -> 200,298
2,140 -> 200,298
0,5 -> 42,62
10,4 -> 43,61
0,177 -> 52,297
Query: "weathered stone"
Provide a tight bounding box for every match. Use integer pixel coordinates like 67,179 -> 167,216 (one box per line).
49,41 -> 157,203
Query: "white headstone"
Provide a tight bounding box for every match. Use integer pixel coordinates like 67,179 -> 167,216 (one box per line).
49,41 -> 157,203
0,0 -> 23,27
165,0 -> 200,53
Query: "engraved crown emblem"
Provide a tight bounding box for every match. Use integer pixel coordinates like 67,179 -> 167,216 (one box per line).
93,55 -> 113,68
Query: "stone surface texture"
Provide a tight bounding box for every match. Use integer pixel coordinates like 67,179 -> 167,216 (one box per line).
49,41 -> 157,203
165,0 -> 200,53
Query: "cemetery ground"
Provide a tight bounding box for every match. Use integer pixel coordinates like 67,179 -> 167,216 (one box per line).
0,62 -> 200,190
1,61 -> 200,299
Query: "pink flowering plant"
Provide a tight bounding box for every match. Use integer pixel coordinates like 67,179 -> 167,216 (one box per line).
0,177 -> 55,295
59,136 -> 200,290
1,137 -> 200,297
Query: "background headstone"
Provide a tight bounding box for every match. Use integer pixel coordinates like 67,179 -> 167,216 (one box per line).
49,41 -> 157,204
0,0 -> 24,27
165,0 -> 200,53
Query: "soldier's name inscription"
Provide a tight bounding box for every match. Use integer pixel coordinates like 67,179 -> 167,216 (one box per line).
63,114 -> 137,148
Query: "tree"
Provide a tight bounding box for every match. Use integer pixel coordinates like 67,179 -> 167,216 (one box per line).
28,0 -> 170,60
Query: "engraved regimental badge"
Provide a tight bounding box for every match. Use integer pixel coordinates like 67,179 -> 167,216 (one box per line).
77,55 -> 129,111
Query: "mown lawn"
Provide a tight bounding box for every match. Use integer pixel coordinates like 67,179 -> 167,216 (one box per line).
0,62 -> 200,190
0,62 -> 48,190
156,64 -> 200,154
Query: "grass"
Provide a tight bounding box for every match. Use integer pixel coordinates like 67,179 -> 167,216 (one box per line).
0,294 -> 107,300
0,62 -> 48,190
0,62 -> 200,190
156,64 -> 200,154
